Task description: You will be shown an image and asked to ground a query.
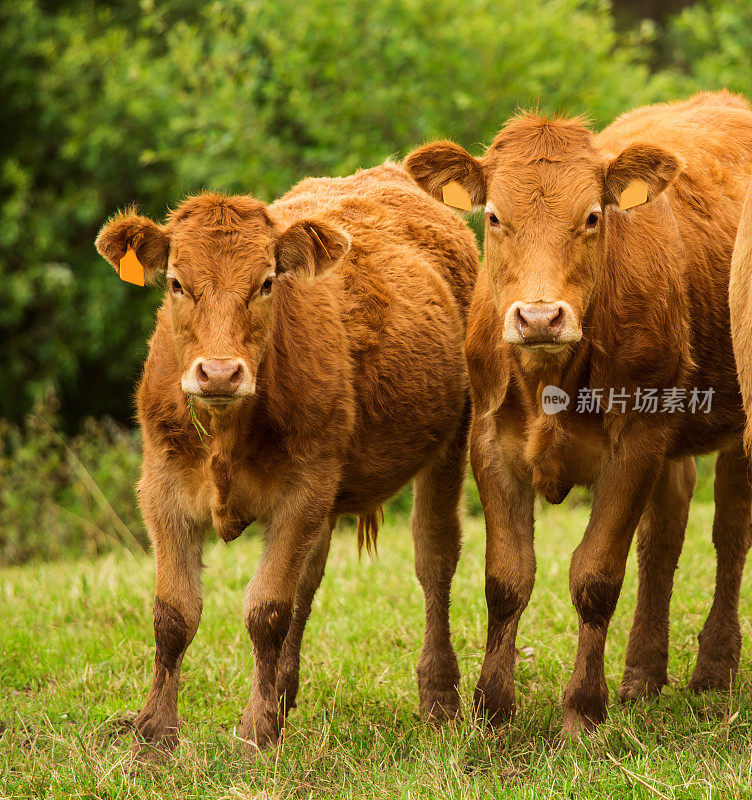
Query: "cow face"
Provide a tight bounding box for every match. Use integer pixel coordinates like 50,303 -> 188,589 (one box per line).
406,116 -> 682,365
96,195 -> 349,407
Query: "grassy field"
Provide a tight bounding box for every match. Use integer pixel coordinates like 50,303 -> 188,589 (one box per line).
3,459 -> 752,799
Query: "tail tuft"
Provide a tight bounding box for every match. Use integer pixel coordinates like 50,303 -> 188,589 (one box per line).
356,507 -> 384,558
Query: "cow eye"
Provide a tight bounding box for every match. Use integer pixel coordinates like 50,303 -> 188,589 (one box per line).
170,277 -> 183,295
487,212 -> 501,228
584,210 -> 601,232
260,276 -> 274,296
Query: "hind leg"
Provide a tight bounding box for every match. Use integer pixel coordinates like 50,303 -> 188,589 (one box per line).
689,441 -> 752,691
276,523 -> 332,719
619,457 -> 695,701
411,405 -> 469,722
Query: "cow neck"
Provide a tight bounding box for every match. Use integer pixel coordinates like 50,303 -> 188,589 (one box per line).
510,322 -> 594,416
510,323 -> 595,504
204,401 -> 241,475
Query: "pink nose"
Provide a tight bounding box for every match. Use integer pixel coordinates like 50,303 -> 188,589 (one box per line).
194,359 -> 244,396
515,303 -> 565,342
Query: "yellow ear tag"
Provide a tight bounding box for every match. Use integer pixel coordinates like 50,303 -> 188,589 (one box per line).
442,180 -> 472,212
119,246 -> 145,286
619,179 -> 649,211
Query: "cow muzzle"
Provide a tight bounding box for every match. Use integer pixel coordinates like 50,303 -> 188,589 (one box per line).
503,301 -> 582,351
181,357 -> 255,404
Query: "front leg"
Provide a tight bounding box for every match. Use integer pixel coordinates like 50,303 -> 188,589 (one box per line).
471,416 -> 535,725
239,489 -> 333,755
563,424 -> 663,736
133,478 -> 204,756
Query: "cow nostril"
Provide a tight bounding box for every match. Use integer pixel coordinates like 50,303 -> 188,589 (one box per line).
229,363 -> 242,387
550,306 -> 563,329
197,362 -> 209,384
515,306 -> 529,330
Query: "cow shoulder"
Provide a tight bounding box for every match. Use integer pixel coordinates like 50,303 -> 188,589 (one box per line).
592,198 -> 692,392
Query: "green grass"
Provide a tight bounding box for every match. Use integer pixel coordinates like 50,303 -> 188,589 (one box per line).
2,459 -> 752,799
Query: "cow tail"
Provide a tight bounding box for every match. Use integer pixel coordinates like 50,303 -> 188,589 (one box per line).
357,506 -> 384,559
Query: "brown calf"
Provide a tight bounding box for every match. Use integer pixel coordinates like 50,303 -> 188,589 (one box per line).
95,163 -> 479,755
406,91 -> 752,735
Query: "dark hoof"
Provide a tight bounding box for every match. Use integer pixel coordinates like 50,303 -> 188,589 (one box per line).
239,706 -> 281,758
562,685 -> 608,739
128,742 -> 171,768
420,687 -> 462,723
688,664 -> 735,693
562,708 -> 596,740
417,648 -> 461,724
473,681 -> 515,727
618,666 -> 667,702
691,627 -> 740,693
132,708 -> 178,751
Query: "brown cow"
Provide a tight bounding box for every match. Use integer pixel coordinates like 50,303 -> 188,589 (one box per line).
406,91 -> 752,736
95,162 -> 479,756
731,176 -> 752,453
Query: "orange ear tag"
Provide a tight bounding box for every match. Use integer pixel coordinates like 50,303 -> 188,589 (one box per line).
119,246 -> 145,286
442,180 -> 472,212
619,180 -> 649,211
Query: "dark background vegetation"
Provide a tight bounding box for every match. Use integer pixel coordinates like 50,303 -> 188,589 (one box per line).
1,0 -> 750,564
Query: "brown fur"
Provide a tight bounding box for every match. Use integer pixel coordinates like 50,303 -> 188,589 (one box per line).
730,176 -> 752,454
407,91 -> 752,735
95,162 -> 478,756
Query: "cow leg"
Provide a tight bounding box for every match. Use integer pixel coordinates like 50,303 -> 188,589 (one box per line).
239,494 -> 330,755
619,457 -> 695,701
275,523 -> 332,719
689,441 -> 752,692
471,417 -> 536,725
412,404 -> 469,722
133,497 -> 204,756
562,432 -> 661,737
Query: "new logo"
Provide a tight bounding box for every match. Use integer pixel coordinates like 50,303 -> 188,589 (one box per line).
542,385 -> 570,415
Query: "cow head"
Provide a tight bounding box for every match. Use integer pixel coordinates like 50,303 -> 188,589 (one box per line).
406,115 -> 683,366
96,194 -> 349,407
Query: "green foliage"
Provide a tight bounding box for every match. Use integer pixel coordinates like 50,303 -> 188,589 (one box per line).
668,0 -> 752,93
1,0 -> 666,425
0,392 -> 147,565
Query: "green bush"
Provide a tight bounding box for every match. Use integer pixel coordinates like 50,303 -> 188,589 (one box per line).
668,0 -> 752,93
0,392 -> 146,565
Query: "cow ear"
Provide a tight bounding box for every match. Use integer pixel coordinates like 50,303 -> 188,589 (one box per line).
95,209 -> 170,284
404,140 -> 487,209
604,144 -> 684,209
275,219 -> 350,280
